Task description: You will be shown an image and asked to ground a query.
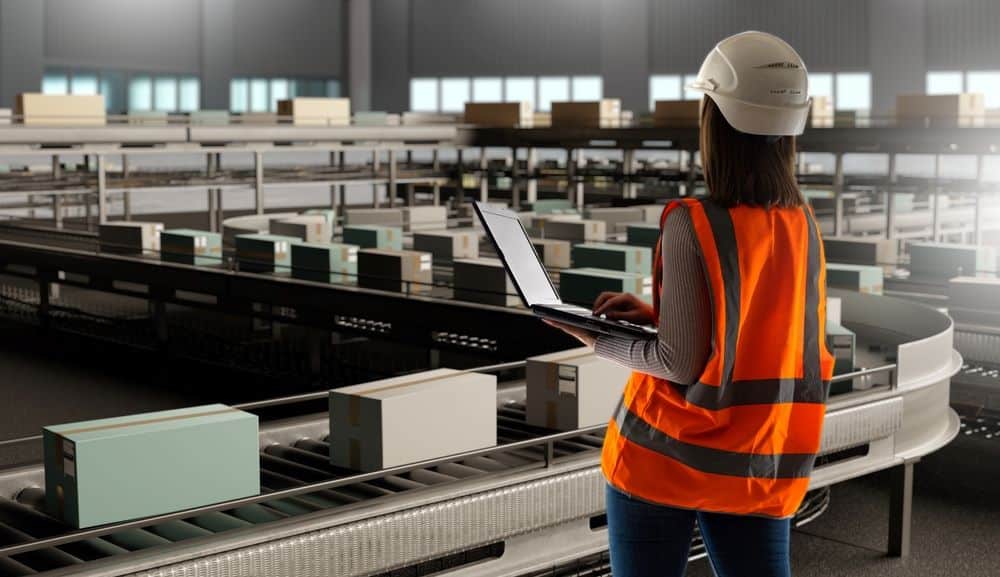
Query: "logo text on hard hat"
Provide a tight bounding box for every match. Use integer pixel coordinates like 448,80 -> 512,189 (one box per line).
755,62 -> 801,69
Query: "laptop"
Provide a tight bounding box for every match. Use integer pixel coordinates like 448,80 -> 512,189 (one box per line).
473,201 -> 657,340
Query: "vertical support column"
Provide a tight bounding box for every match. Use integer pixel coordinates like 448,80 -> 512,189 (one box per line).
371,149 -> 380,208
685,150 -> 697,196
566,149 -> 576,203
122,154 -> 130,179
832,153 -> 845,237
52,155 -> 61,180
406,184 -> 415,207
207,189 -> 219,232
886,153 -> 897,240
479,147 -> 489,203
254,151 -> 264,215
52,195 -> 63,229
123,191 -> 132,221
215,188 -> 224,233
574,149 -> 586,210
510,147 -> 520,211
455,148 -> 466,207
387,149 -> 398,208
337,151 -> 347,218
888,460 -> 916,557
931,154 -> 941,242
973,154 -> 984,246
623,148 -> 636,199
526,148 -> 538,205
96,154 -> 108,225
206,152 -> 216,177
431,148 -> 441,206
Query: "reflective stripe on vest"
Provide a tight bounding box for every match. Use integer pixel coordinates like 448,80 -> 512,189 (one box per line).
601,198 -> 836,519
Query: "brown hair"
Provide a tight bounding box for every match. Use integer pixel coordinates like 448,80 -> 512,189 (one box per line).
699,96 -> 803,208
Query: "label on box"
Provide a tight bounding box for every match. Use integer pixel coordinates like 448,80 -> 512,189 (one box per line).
558,365 -> 578,396
419,254 -> 431,271
641,277 -> 653,296
62,439 -> 76,478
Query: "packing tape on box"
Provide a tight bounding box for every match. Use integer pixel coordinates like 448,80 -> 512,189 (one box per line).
58,407 -> 238,435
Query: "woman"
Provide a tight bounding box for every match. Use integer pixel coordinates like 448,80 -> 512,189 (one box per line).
545,31 -> 835,577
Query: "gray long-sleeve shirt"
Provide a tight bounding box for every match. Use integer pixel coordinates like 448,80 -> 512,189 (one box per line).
594,207 -> 712,384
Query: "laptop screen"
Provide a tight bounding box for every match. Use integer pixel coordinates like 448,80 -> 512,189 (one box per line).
476,203 -> 561,307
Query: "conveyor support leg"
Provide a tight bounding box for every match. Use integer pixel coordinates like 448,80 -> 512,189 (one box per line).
254,151 -> 264,215
97,155 -> 108,225
832,153 -> 844,237
511,147 -> 520,210
887,459 -> 916,557
526,147 -> 538,204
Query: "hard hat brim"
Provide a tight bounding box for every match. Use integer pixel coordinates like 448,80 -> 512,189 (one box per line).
689,85 -> 811,136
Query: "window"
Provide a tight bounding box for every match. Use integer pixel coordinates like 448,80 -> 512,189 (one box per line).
683,74 -> 701,101
966,71 -> 1000,109
809,73 -> 834,105
505,77 -> 535,108
248,78 -> 268,112
410,78 -> 438,112
649,75 -> 682,110
927,71 -> 963,95
572,76 -> 602,101
440,78 -> 471,112
326,80 -> 341,98
270,79 -> 290,112
538,77 -> 569,112
70,74 -> 98,96
154,78 -> 177,112
128,76 -> 153,111
42,73 -> 69,95
473,77 -> 503,102
835,72 -> 871,111
230,79 -> 248,113
229,77 -> 339,113
179,77 -> 200,112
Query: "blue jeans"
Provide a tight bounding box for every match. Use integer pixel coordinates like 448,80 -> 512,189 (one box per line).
605,485 -> 791,577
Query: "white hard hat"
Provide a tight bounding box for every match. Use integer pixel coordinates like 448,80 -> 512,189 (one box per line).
687,31 -> 811,136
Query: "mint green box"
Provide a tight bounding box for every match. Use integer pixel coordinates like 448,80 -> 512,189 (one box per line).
559,268 -> 653,307
160,229 -> 223,267
572,243 -> 652,275
626,223 -> 660,250
343,225 -> 403,250
826,263 -> 884,295
43,404 -> 259,528
235,233 -> 297,274
909,242 -> 997,279
531,199 -> 576,215
303,209 -> 338,230
291,241 -> 359,283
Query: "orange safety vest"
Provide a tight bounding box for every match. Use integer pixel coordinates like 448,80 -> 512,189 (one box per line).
601,198 -> 836,518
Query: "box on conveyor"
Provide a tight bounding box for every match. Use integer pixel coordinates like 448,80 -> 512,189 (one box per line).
276,97 -> 350,126
342,225 -> 402,250
353,111 -> 394,126
127,111 -> 167,125
896,93 -> 985,128
160,229 -> 222,267
526,348 -> 630,430
0,108 -> 11,125
947,277 -> 1000,328
16,93 -> 106,126
653,100 -> 700,128
542,219 -> 606,243
572,243 -> 652,275
44,404 -> 259,528
291,241 -> 358,283
98,221 -> 163,255
453,258 -> 519,307
402,206 -> 448,232
344,208 -> 405,227
583,207 -> 646,230
560,268 -> 652,307
626,223 -> 661,249
463,102 -> 533,127
234,233 -> 296,274
269,215 -> 331,243
809,96 -> 834,128
329,369 -> 496,472
908,242 -> 997,279
551,99 -> 622,128
826,323 -> 856,395
825,263 -> 884,295
827,296 -> 842,326
532,238 -> 572,269
188,110 -> 229,125
303,208 -> 338,229
823,236 -> 898,266
357,248 -> 433,293
413,230 -> 479,262
530,199 -> 576,215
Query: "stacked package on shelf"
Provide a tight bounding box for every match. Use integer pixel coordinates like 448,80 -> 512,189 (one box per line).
269,215 -> 331,243
908,242 -> 997,279
551,99 -> 622,128
525,348 -> 630,430
291,242 -> 359,284
559,268 -> 652,307
357,249 -> 433,293
413,230 -> 479,262
329,369 -> 497,472
463,102 -> 533,127
823,236 -> 898,266
160,229 -> 222,267
825,263 -> 884,295
532,238 -> 572,269
44,404 -> 259,528
16,93 -> 105,126
542,220 -> 607,243
402,206 -> 448,232
452,258 -> 519,307
571,243 -> 652,275
343,225 -> 403,250
653,100 -> 700,128
98,222 -> 164,256
276,97 -> 350,126
234,233 -> 296,274
344,208 -> 405,227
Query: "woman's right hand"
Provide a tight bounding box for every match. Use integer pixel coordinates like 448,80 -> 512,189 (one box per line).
592,292 -> 656,326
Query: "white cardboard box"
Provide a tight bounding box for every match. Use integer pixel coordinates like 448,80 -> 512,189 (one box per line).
277,97 -> 350,126
329,369 -> 497,472
16,94 -> 105,126
531,238 -> 572,269
413,230 -> 479,262
542,220 -> 607,243
526,348 -> 630,430
98,221 -> 163,255
402,206 -> 448,232
269,215 -> 331,243
345,208 -> 405,227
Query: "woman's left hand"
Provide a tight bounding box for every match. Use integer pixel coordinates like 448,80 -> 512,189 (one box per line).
543,319 -> 597,348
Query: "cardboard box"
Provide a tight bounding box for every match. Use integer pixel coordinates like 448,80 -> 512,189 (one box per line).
269,215 -> 331,243
343,225 -> 402,250
127,111 -> 168,125
357,249 -> 433,293
626,223 -> 661,249
653,100 -> 700,128
453,258 -> 519,306
344,208 -> 405,227
0,108 -> 11,125
908,242 -> 997,279
542,219 -> 607,243
291,241 -> 358,283
16,93 -> 105,126
532,238 -> 572,269
526,348 -> 630,430
551,99 -> 622,128
413,230 -> 479,262
827,296 -> 842,327
896,93 -> 985,128
530,199 -> 576,215
823,236 -> 898,266
584,207 -> 646,229
353,111 -> 392,126
402,206 -> 448,232
98,221 -> 163,255
329,369 -> 496,472
464,102 -> 533,127
826,263 -> 884,295
44,404 -> 259,528
303,208 -> 338,229
948,277 -> 1000,328
276,97 -> 350,126
559,268 -> 652,307
810,96 -> 834,128
826,323 -> 856,394
572,243 -> 652,275
189,110 -> 230,125
160,229 -> 222,267
235,233 -> 296,274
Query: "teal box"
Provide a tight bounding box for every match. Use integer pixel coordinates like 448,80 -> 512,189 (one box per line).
531,199 -> 576,215
43,404 -> 259,528
826,323 -> 856,395
909,242 -> 997,279
235,233 -> 297,274
291,241 -> 359,283
626,223 -> 660,250
826,263 -> 884,295
572,243 -> 652,275
343,225 -> 403,250
160,229 -> 223,267
559,268 -> 653,307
